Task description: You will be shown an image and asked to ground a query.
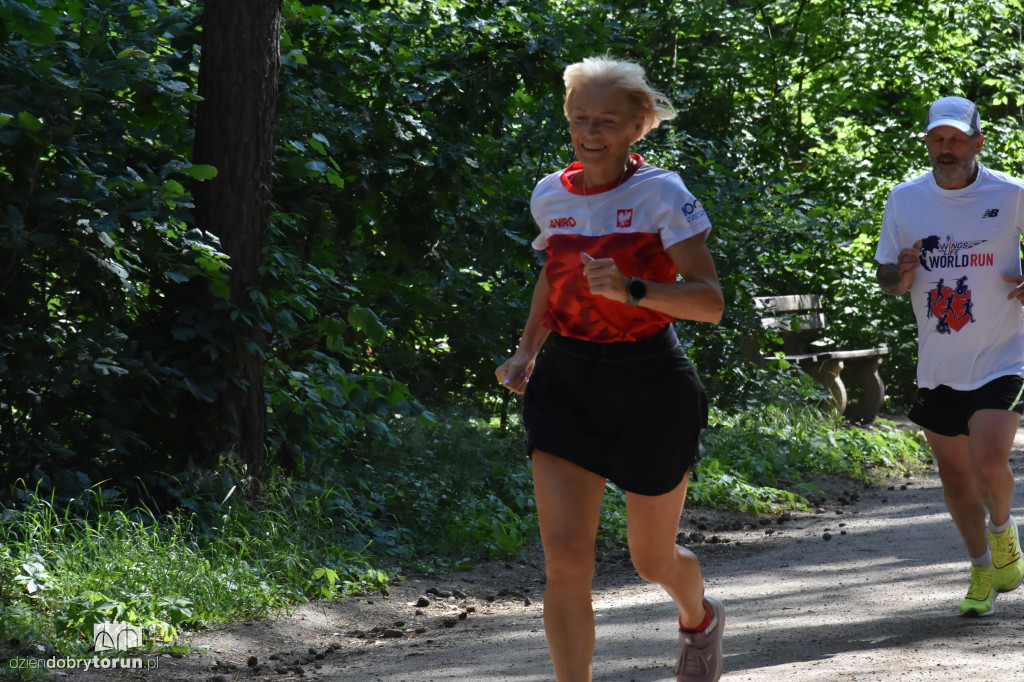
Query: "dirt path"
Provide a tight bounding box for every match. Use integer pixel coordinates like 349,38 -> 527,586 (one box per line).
61,419 -> 1024,682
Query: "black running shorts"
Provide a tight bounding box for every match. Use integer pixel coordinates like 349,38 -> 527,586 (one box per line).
908,375 -> 1024,437
522,325 -> 708,496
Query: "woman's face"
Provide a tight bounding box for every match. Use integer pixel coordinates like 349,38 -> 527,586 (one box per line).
568,85 -> 643,178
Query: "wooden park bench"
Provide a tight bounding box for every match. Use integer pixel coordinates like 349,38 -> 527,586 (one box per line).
751,295 -> 889,421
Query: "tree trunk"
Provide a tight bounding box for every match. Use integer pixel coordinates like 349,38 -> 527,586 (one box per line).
192,0 -> 283,477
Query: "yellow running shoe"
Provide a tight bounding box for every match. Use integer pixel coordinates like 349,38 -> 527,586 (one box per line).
960,564 -> 995,617
989,521 -> 1024,592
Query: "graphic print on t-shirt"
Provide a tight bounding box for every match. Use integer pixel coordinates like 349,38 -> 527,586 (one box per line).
919,235 -> 990,334
926,275 -> 975,333
543,231 -> 677,341
918,235 -> 988,271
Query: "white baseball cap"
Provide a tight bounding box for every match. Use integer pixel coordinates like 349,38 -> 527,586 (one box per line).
926,96 -> 981,135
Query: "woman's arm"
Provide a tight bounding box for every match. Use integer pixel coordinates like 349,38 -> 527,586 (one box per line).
495,266 -> 551,394
581,233 -> 724,323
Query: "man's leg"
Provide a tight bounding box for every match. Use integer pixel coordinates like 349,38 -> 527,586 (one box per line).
927,409 -> 1020,614
968,409 -> 1023,593
927,427 -> 993,615
966,409 -> 1019,528
926,429 -> 987,557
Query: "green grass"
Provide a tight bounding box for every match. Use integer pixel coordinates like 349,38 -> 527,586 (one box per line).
0,477 -> 388,673
0,403 -> 931,678
692,406 -> 930,513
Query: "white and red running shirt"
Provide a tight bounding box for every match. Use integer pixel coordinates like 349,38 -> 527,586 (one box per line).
875,164 -> 1024,390
530,154 -> 712,342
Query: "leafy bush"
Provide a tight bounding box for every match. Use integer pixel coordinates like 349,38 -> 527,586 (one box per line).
335,411 -> 538,565
694,408 -> 930,509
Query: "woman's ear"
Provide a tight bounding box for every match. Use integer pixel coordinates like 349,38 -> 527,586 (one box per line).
632,121 -> 647,145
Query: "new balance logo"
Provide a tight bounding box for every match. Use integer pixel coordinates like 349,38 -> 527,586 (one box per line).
998,541 -> 1020,566
983,209 -> 1000,218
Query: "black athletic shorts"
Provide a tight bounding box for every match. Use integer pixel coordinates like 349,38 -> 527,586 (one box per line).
522,325 -> 708,496
908,375 -> 1024,437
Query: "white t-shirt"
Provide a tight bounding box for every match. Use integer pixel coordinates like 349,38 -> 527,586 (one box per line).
875,164 -> 1024,389
530,154 -> 711,342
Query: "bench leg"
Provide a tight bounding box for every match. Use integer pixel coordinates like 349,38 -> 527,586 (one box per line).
841,357 -> 886,422
799,359 -> 847,416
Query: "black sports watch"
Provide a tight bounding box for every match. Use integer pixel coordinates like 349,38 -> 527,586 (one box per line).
626,277 -> 646,306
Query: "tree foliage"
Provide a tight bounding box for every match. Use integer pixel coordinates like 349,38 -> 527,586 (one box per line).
0,0 -> 217,492
1,0 -> 1022,494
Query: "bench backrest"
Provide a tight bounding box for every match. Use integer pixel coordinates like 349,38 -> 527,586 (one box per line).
754,294 -> 826,355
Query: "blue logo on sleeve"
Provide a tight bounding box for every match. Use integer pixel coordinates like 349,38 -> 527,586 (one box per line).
682,200 -> 707,223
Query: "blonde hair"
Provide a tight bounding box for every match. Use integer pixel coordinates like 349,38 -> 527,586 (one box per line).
562,56 -> 676,139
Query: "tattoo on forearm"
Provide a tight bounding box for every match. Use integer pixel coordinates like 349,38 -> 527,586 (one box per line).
876,264 -> 903,295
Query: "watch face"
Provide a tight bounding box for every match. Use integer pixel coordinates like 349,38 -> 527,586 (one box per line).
629,278 -> 646,300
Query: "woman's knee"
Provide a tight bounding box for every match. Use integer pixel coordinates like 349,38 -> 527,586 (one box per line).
630,552 -> 669,584
542,540 -> 596,585
629,544 -> 694,585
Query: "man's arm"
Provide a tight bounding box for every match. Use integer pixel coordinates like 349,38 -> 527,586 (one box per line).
877,263 -> 908,296
877,244 -> 922,296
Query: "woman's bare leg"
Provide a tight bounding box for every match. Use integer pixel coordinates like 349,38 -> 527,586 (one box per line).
532,450 -> 608,682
